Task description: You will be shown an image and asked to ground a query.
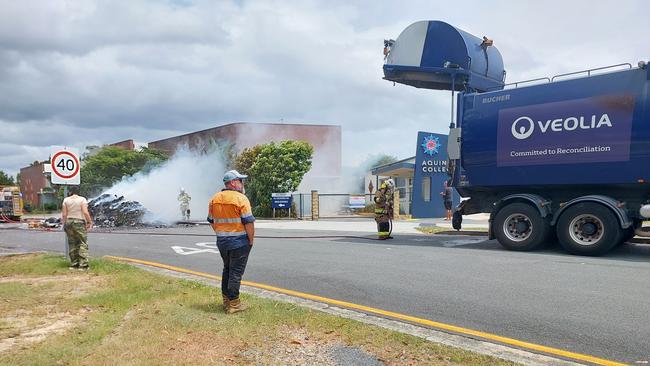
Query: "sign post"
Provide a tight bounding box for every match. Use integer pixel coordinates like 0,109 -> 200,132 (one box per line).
271,193 -> 292,218
50,147 -> 81,260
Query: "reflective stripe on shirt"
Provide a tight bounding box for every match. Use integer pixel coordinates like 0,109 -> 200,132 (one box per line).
214,218 -> 242,223
216,231 -> 247,237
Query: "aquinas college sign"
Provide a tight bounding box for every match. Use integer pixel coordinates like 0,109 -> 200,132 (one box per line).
419,134 -> 448,174
421,159 -> 448,173
412,131 -> 456,218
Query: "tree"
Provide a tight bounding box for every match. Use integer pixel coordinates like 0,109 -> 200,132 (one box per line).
242,140 -> 313,217
233,145 -> 263,177
80,146 -> 169,196
0,170 -> 15,185
369,154 -> 398,168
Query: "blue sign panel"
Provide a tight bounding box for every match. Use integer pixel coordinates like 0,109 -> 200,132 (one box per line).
271,193 -> 292,209
497,95 -> 635,167
411,131 -> 458,218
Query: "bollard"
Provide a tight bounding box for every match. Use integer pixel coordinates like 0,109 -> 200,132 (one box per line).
393,190 -> 400,219
311,190 -> 319,221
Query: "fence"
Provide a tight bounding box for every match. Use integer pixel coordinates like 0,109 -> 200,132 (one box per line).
287,193 -> 373,219
289,191 -> 411,220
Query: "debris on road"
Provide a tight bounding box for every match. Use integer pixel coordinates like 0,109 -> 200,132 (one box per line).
88,194 -> 152,228
43,217 -> 61,228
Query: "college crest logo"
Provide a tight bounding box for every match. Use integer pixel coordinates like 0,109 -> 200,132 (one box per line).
421,134 -> 440,156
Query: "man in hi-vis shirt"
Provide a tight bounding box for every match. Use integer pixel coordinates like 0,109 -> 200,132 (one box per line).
208,170 -> 255,314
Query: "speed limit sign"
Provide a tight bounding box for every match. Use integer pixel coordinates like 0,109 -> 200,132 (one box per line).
50,147 -> 80,185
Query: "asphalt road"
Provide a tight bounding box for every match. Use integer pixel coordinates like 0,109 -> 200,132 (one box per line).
1,225 -> 649,364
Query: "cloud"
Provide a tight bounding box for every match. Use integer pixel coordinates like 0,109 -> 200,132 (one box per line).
0,0 -> 648,178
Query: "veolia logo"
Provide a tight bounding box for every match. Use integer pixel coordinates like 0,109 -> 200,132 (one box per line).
511,116 -> 535,140
510,114 -> 613,140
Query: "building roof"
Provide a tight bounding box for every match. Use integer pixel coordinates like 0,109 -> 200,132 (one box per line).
148,122 -> 340,145
371,156 -> 416,177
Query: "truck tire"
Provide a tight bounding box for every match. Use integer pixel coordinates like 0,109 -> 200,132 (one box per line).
556,203 -> 622,256
452,210 -> 462,230
493,203 -> 550,251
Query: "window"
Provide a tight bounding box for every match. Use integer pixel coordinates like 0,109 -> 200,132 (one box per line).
422,177 -> 431,202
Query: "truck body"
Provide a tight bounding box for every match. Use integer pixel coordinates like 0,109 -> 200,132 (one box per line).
384,20 -> 650,255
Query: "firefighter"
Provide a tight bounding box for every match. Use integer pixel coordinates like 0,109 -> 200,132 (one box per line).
178,188 -> 191,221
374,179 -> 395,240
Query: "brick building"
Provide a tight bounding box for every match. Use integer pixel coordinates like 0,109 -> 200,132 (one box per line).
19,162 -> 56,208
107,139 -> 135,150
148,122 -> 342,178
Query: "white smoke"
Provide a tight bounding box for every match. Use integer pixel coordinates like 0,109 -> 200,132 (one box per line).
104,146 -> 227,223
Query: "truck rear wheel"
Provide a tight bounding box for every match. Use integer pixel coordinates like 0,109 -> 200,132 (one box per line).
493,203 -> 550,251
556,203 -> 622,256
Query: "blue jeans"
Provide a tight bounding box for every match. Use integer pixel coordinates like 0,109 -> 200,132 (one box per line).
218,244 -> 251,300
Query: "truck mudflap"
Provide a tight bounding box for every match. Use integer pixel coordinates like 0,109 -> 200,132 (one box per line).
551,195 -> 632,229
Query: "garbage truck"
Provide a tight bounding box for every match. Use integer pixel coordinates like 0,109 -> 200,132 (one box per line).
383,20 -> 650,255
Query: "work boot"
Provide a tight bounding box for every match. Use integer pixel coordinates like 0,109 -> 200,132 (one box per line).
222,294 -> 230,311
226,298 -> 247,314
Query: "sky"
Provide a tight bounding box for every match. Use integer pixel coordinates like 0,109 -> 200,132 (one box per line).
1,0 -> 648,177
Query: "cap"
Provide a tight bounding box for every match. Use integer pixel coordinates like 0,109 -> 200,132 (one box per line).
223,170 -> 248,183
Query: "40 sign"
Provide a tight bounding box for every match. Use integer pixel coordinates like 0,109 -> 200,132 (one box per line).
50,147 -> 80,185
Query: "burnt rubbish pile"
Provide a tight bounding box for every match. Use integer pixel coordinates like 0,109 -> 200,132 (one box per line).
88,194 -> 155,228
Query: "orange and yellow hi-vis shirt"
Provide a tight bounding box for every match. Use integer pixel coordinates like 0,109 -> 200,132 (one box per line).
208,189 -> 256,250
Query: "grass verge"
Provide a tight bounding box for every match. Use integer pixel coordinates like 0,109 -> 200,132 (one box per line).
0,253 -> 517,366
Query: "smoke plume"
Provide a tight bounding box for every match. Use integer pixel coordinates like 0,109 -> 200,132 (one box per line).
104,146 -> 227,223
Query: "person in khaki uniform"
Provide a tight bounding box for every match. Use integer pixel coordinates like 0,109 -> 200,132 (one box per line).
61,186 -> 93,270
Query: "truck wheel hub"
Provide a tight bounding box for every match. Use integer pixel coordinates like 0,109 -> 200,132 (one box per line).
581,222 -> 597,236
569,214 -> 604,246
503,214 -> 532,242
515,221 -> 529,233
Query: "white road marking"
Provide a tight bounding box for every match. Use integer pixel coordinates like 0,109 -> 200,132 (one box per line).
171,245 -> 218,255
195,242 -> 216,248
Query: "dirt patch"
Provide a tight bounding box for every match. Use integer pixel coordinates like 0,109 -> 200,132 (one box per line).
0,274 -> 104,353
0,308 -> 90,353
0,274 -> 95,284
239,326 -> 343,365
150,325 -> 345,365
156,330 -> 244,365
0,274 -> 107,295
